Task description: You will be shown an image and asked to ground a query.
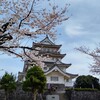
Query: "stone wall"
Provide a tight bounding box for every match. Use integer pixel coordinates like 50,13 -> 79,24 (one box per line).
0,89 -> 33,100
66,90 -> 100,100
0,90 -> 5,100
0,86 -> 100,100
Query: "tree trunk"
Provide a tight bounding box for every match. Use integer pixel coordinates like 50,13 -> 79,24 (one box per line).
38,93 -> 43,100
5,91 -> 8,100
33,90 -> 37,100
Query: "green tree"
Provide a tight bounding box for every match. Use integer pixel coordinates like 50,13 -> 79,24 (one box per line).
22,65 -> 46,100
0,72 -> 16,100
74,75 -> 100,89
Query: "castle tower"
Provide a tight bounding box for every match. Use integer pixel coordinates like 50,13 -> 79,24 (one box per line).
18,36 -> 78,90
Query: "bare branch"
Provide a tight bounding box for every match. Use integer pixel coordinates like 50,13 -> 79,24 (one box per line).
0,45 -> 32,49
76,46 -> 100,74
18,0 -> 35,29
76,46 -> 90,55
4,48 -> 23,59
0,33 -> 13,45
23,48 -> 37,64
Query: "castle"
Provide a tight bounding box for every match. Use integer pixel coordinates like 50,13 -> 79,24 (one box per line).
18,36 -> 78,91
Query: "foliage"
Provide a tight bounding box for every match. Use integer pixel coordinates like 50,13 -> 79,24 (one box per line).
0,0 -> 69,64
74,75 -> 100,90
0,72 -> 16,91
22,65 -> 46,100
0,72 -> 16,100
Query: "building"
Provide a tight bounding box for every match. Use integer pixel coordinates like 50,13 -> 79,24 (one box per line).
18,36 -> 78,90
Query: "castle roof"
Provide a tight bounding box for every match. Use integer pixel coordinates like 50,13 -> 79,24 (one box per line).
33,43 -> 61,48
45,66 -> 78,78
40,35 -> 55,45
43,60 -> 71,68
39,52 -> 66,58
32,35 -> 61,49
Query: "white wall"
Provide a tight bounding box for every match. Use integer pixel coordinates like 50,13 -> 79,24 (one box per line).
65,79 -> 73,87
46,71 -> 73,87
46,75 -> 65,84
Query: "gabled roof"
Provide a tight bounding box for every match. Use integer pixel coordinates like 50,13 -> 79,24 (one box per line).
43,60 -> 71,68
40,35 -> 55,45
32,35 -> 61,49
55,59 -> 71,68
45,66 -> 78,78
65,72 -> 78,78
45,66 -> 70,78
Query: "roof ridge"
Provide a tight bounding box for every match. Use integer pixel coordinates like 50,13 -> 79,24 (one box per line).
40,35 -> 55,45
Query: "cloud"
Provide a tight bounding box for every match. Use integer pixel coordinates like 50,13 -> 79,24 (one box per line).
1,0 -> 100,77
65,21 -> 86,37
57,39 -> 98,75
62,49 -> 93,75
62,0 -> 100,49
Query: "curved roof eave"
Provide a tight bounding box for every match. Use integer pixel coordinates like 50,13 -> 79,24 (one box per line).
45,66 -> 71,78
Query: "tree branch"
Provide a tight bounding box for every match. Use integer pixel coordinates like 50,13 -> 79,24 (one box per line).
23,48 -> 37,64
0,33 -> 13,45
0,18 -> 14,33
0,45 -> 32,50
18,0 -> 35,29
4,48 -> 23,59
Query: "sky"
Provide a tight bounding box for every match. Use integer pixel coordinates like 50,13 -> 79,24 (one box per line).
0,0 -> 100,78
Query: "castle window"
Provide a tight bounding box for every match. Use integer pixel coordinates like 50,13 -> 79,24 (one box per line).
66,79 -> 71,83
66,79 -> 69,82
51,76 -> 58,81
44,67 -> 48,70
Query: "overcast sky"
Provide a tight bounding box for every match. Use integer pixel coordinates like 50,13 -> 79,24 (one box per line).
0,0 -> 100,78
58,0 -> 100,78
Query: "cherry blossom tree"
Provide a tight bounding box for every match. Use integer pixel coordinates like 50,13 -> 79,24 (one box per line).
77,45 -> 100,74
0,0 -> 69,65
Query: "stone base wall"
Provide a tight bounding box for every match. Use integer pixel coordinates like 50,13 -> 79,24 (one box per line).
66,90 -> 100,100
0,89 -> 33,100
0,90 -> 5,100
0,85 -> 100,100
